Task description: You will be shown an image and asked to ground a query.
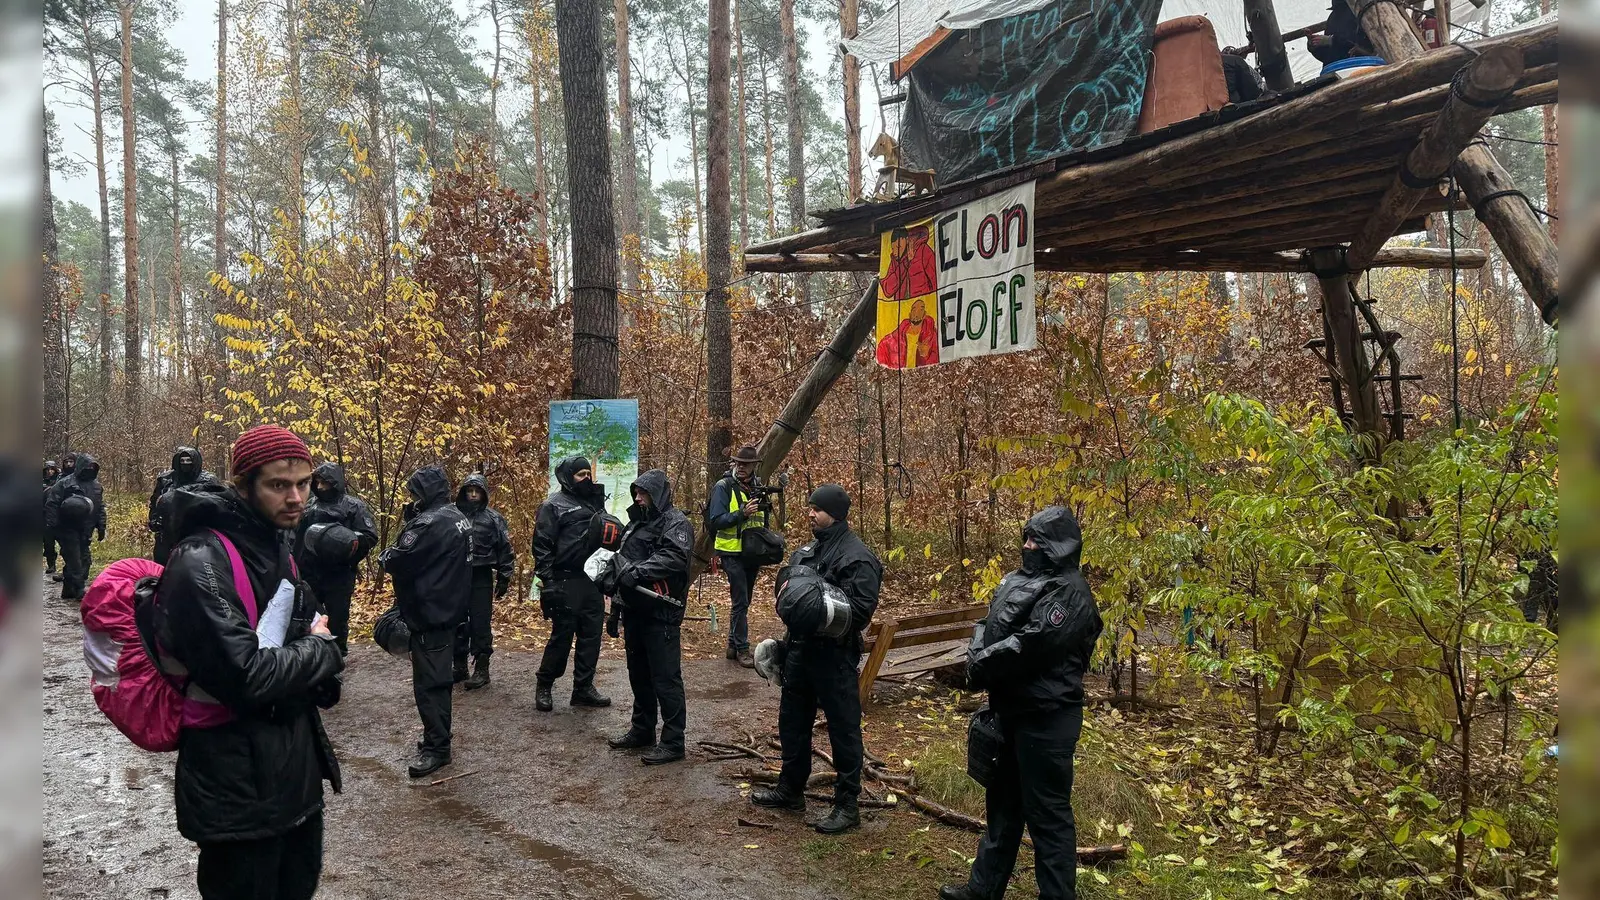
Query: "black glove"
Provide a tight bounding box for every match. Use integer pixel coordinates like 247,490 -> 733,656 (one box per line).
495,577 -> 510,599
616,560 -> 640,591
539,581 -> 563,620
96,527 -> 106,542
311,674 -> 343,710
605,605 -> 621,638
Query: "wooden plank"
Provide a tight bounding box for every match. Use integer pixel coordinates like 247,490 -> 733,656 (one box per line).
880,623 -> 981,650
890,26 -> 951,81
858,618 -> 900,704
880,644 -> 967,679
862,607 -> 985,649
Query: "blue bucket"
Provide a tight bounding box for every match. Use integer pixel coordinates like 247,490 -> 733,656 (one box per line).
1322,56 -> 1387,77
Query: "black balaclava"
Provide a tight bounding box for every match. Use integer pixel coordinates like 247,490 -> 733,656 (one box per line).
1020,544 -> 1050,576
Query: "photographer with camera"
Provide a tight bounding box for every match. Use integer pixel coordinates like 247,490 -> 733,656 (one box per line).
707,445 -> 783,667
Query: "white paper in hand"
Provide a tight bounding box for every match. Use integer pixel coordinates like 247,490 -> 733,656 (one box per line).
256,578 -> 296,649
583,547 -> 616,584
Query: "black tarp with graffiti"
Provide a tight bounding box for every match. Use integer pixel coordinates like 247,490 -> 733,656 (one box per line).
899,0 -> 1161,184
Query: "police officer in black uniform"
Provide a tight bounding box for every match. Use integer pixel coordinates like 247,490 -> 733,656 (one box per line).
940,506 -> 1103,900
44,454 -> 106,600
453,473 -> 515,689
42,460 -> 61,575
380,465 -> 472,778
605,469 -> 693,765
532,455 -> 612,712
751,484 -> 881,834
294,462 -> 379,655
149,447 -> 222,563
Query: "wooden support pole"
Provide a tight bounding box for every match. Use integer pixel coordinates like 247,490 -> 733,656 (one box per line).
744,247 -> 1487,275
1345,0 -> 1560,323
1313,248 -> 1384,447
1243,0 -> 1295,91
1345,45 -> 1524,270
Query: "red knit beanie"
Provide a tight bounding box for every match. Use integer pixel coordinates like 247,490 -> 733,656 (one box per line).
230,425 -> 312,478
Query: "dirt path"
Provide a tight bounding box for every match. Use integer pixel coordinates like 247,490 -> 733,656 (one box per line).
42,579 -> 868,900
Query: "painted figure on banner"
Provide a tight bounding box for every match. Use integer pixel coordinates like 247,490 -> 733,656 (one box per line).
876,298 -> 940,369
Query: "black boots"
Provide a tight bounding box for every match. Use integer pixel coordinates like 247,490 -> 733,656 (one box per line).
535,683 -> 554,712
813,804 -> 860,834
408,750 -> 451,779
726,646 -> 756,668
570,685 -> 612,708
452,658 -> 469,684
608,731 -> 655,750
937,885 -> 987,900
640,745 -> 685,766
749,785 -> 806,811
463,654 -> 490,691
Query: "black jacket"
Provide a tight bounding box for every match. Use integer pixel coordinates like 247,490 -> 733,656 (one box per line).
149,446 -> 220,531
787,520 -> 882,650
382,466 -> 472,632
967,507 -> 1103,714
615,469 -> 694,624
43,463 -> 60,489
153,483 -> 345,843
707,472 -> 755,533
44,454 -> 106,535
456,473 -> 515,589
294,462 -> 379,580
533,456 -> 608,584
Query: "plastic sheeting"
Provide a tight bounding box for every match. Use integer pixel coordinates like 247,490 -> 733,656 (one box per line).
846,0 -> 1494,84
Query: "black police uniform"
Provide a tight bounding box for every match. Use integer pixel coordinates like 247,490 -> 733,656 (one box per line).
149,446 -> 221,562
44,454 -> 106,600
533,455 -> 610,705
610,470 -> 693,759
453,473 -> 516,681
767,491 -> 881,821
951,506 -> 1103,900
42,461 -> 60,573
381,466 -> 472,772
292,463 -> 378,655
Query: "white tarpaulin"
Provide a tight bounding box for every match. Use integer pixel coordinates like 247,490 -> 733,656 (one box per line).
846,0 -> 1494,84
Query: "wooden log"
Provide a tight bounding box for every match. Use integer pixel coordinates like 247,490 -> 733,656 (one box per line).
1345,45 -> 1524,270
744,253 -> 876,272
1345,0 -> 1560,323
1314,248 -> 1384,444
1243,0 -> 1295,91
746,246 -> 1485,275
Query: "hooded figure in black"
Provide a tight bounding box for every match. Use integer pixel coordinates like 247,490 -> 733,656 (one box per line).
940,506 -> 1103,900
43,454 -> 106,600
604,469 -> 693,764
150,447 -> 222,564
532,455 -> 611,711
751,484 -> 882,835
153,471 -> 343,900
380,465 -> 472,778
453,473 -> 515,688
293,462 -> 379,655
42,460 -> 61,575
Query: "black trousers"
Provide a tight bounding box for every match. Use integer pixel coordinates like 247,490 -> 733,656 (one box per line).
410,627 -> 455,755
196,812 -> 323,900
59,527 -> 90,599
777,640 -> 864,807
721,553 -> 758,652
967,706 -> 1084,900
622,614 -> 686,751
536,576 -> 604,691
307,569 -> 358,656
43,527 -> 58,571
455,568 -> 496,664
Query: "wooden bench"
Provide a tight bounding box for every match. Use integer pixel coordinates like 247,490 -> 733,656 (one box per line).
858,605 -> 986,703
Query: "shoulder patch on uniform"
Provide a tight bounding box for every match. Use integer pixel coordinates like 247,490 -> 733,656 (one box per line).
399,529 -> 419,548
1047,602 -> 1066,627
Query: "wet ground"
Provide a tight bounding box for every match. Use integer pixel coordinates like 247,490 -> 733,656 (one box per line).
42,579 -> 873,900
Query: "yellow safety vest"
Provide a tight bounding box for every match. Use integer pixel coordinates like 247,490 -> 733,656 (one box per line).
714,481 -> 760,554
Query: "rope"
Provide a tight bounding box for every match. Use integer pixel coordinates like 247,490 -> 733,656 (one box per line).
1447,176 -> 1467,617
1469,187 -> 1558,221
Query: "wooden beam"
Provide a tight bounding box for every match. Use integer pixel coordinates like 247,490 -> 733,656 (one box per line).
743,247 -> 1486,275
1345,45 -> 1524,270
744,253 -> 877,272
1314,249 -> 1385,446
1345,0 -> 1560,323
1243,0 -> 1295,91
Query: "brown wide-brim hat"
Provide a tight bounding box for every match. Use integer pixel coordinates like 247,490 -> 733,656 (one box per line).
731,445 -> 761,464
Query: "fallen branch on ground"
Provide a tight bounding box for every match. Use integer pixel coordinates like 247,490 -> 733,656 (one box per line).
425,770 -> 477,787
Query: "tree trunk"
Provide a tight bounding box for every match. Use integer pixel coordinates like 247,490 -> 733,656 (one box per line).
121,0 -> 142,483
758,52 -> 777,239
840,0 -> 862,202
878,379 -> 892,548
614,0 -> 640,291
43,114 -> 69,457
211,0 -> 230,393
677,31 -> 706,258
734,0 -> 750,247
555,0 -> 620,399
171,147 -> 186,384
1540,0 -> 1557,244
527,4 -> 552,256
488,0 -> 503,169
285,0 -> 305,250
705,0 -> 734,482
88,40 -> 113,400
779,0 -> 810,306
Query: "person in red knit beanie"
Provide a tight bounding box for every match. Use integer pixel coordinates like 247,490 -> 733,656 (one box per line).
153,422 -> 342,900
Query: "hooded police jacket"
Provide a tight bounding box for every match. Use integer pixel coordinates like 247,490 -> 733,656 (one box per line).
152,482 -> 345,843
44,454 -> 106,534
456,473 -> 515,586
615,469 -> 694,624
294,462 -> 379,579
149,446 -> 220,530
381,466 -> 472,631
786,520 -> 882,649
533,456 -> 608,585
967,506 -> 1103,713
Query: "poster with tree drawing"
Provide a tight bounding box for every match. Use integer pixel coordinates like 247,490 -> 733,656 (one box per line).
548,400 -> 639,517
